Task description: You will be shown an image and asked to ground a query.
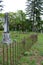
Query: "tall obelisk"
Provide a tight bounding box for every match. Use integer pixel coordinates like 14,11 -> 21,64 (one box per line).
2,13 -> 12,44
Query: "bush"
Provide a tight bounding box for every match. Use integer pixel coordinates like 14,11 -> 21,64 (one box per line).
29,33 -> 38,43
21,33 -> 38,55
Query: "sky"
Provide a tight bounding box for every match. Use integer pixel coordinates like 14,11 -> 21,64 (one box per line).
2,0 -> 26,13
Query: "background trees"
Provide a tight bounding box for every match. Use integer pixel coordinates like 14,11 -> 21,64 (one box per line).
9,10 -> 26,31
0,0 -> 43,32
26,0 -> 43,32
0,0 -> 4,30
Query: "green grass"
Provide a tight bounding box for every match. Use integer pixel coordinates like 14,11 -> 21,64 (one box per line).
0,31 -> 31,42
30,33 -> 43,56
0,31 -> 3,41
19,33 -> 43,65
0,31 -> 43,65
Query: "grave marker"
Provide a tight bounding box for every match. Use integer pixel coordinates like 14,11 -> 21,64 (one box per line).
2,13 -> 12,44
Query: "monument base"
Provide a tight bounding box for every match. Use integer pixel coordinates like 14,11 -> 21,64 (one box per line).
2,32 -> 12,44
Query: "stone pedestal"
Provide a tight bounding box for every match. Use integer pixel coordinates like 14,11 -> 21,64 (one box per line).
2,32 -> 12,44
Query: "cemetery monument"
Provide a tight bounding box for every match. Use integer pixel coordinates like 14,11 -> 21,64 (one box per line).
2,13 -> 12,44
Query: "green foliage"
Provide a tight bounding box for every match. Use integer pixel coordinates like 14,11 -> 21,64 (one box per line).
28,50 -> 34,56
19,56 -> 37,65
0,22 -> 3,30
8,10 -> 26,31
41,61 -> 43,65
26,0 -> 43,32
0,56 -> 2,64
0,10 -> 43,32
30,59 -> 37,65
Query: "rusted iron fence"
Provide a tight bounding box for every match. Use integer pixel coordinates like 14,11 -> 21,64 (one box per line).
0,41 -> 24,65
0,33 -> 38,65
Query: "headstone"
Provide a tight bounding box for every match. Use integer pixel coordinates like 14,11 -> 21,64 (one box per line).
2,13 -> 12,44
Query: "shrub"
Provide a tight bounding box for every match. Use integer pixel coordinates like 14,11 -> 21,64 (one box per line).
21,33 -> 38,55
29,33 -> 38,43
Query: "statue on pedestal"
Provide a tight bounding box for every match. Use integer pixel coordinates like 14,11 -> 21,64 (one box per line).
2,13 -> 12,44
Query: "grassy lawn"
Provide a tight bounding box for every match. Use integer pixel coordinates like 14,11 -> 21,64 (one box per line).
0,31 -> 43,65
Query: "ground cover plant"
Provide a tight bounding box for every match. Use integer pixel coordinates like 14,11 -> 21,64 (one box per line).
0,31 -> 43,65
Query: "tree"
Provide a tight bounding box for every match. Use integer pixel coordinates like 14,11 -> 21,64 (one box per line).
16,10 -> 26,31
8,12 -> 16,30
9,10 -> 26,31
0,0 -> 3,12
0,0 -> 4,30
26,0 -> 43,32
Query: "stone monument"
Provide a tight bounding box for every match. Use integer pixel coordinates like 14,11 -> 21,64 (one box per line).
2,13 -> 12,44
